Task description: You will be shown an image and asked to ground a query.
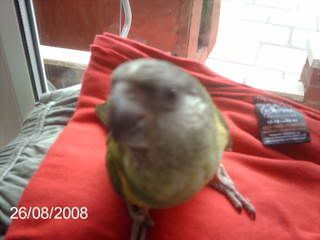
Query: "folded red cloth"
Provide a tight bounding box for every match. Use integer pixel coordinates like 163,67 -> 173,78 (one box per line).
6,33 -> 320,240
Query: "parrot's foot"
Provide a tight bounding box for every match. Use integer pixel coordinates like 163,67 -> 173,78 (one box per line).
210,165 -> 256,220
127,203 -> 153,240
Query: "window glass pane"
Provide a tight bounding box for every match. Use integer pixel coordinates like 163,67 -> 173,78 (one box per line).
32,0 -> 122,89
32,0 -> 220,89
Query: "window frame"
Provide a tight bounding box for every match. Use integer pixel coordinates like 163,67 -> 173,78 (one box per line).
14,0 -> 48,100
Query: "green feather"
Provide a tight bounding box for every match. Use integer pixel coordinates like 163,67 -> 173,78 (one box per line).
107,137 -> 125,196
107,137 -> 163,207
96,102 -> 109,126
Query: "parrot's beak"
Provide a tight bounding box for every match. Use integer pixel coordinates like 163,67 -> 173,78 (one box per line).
109,96 -> 148,149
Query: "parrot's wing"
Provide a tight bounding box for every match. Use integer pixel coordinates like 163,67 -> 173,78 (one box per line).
107,137 -> 150,207
96,102 -> 110,126
213,106 -> 232,150
107,137 -> 126,196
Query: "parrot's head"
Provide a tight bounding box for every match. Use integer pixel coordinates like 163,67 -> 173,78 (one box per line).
107,58 -> 212,149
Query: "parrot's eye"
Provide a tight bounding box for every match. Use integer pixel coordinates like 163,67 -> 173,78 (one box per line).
164,89 -> 177,101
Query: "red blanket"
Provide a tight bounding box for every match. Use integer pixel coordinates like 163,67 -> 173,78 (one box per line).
6,33 -> 320,240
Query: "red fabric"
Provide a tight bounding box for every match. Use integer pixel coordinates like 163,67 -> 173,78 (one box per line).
6,33 -> 320,240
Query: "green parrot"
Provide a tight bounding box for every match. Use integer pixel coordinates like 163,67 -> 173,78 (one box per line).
96,59 -> 255,240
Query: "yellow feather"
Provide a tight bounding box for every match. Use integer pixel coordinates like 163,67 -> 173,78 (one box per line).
213,107 -> 231,150
119,173 -> 149,208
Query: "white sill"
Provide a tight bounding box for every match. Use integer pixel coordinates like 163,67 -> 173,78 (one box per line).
40,45 -> 304,102
40,45 -> 90,70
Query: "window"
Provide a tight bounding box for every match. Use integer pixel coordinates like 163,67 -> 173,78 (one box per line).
18,0 -> 132,92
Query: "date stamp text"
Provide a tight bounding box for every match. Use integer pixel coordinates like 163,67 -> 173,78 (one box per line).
10,206 -> 88,220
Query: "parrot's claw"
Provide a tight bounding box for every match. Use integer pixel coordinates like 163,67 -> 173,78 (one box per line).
210,164 -> 256,220
127,203 -> 153,240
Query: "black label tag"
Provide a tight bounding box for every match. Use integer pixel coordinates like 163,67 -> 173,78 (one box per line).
254,96 -> 310,145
